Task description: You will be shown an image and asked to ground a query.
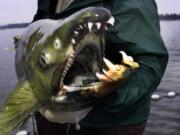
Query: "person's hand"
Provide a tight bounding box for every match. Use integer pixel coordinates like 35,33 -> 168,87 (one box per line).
60,51 -> 139,98
85,51 -> 139,98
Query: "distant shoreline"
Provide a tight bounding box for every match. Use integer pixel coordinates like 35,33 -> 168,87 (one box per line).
159,14 -> 180,21
1,14 -> 180,30
0,23 -> 30,30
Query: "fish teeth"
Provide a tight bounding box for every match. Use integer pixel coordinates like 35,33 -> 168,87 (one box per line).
70,51 -> 75,57
88,22 -> 93,32
83,24 -> 87,27
119,51 -> 129,62
119,51 -> 139,69
105,25 -> 108,31
103,57 -> 116,71
96,72 -> 106,80
74,31 -> 79,34
102,69 -> 109,76
79,25 -> 83,29
96,22 -> 101,30
54,96 -> 67,102
64,85 -> 81,92
62,71 -> 66,78
71,38 -> 76,44
64,67 -> 68,72
61,52 -> 75,82
96,72 -> 111,81
128,56 -> 134,62
66,62 -> 71,68
16,130 -> 28,135
107,16 -> 115,26
68,58 -> 73,64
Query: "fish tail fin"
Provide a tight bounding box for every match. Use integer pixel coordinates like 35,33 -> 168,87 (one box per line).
0,81 -> 40,135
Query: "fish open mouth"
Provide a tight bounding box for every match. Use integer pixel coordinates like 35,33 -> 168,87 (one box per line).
52,8 -> 115,111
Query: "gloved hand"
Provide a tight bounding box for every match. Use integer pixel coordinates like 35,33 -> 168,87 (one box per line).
89,51 -> 139,98
62,51 -> 139,98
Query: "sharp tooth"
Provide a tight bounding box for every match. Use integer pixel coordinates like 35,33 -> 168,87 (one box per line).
68,58 -> 73,63
64,68 -> 68,72
55,96 -> 67,102
96,23 -> 101,30
88,22 -> 93,32
79,25 -> 83,29
119,51 -> 129,62
71,38 -> 76,44
96,72 -> 107,80
74,31 -> 79,34
83,24 -> 86,27
65,65 -> 69,70
102,69 -> 109,76
128,56 -> 134,62
64,86 -> 81,92
62,71 -> 66,77
69,61 -> 73,65
68,62 -> 72,65
107,16 -> 115,26
66,62 -> 71,68
103,57 -> 116,71
119,51 -> 139,69
70,53 -> 74,57
69,57 -> 73,60
105,26 -> 108,31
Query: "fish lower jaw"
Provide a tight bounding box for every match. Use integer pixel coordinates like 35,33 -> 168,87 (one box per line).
39,106 -> 92,124
52,82 -> 102,105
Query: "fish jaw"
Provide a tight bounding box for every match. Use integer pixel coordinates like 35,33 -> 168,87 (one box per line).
50,8 -> 115,94
45,8 -> 116,110
15,7 -> 115,111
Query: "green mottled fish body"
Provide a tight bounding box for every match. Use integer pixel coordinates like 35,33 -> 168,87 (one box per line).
0,7 -> 114,134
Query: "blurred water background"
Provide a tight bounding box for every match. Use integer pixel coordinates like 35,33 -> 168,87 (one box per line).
0,21 -> 180,135
145,21 -> 180,135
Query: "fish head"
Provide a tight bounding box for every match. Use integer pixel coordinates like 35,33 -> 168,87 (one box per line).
19,7 -> 114,110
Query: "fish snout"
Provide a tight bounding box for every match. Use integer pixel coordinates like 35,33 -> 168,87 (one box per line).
80,7 -> 112,23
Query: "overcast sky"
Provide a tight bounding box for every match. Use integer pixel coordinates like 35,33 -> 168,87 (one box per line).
0,0 -> 180,24
156,0 -> 180,14
0,0 -> 37,25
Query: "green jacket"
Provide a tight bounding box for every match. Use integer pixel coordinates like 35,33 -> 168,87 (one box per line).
35,0 -> 168,126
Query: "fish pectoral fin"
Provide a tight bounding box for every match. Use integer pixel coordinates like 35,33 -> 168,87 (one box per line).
0,81 -> 39,135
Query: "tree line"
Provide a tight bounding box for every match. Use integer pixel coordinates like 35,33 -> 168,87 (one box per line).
159,14 -> 180,21
0,23 -> 29,30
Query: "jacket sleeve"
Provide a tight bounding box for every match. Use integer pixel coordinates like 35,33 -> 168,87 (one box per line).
33,0 -> 58,21
104,0 -> 168,109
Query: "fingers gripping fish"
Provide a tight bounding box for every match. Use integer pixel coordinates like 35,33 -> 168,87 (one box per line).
0,7 -> 139,134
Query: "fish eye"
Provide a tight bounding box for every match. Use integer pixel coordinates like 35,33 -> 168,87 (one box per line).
54,38 -> 62,49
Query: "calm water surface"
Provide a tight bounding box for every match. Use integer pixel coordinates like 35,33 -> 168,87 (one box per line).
145,21 -> 180,135
0,21 -> 180,135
